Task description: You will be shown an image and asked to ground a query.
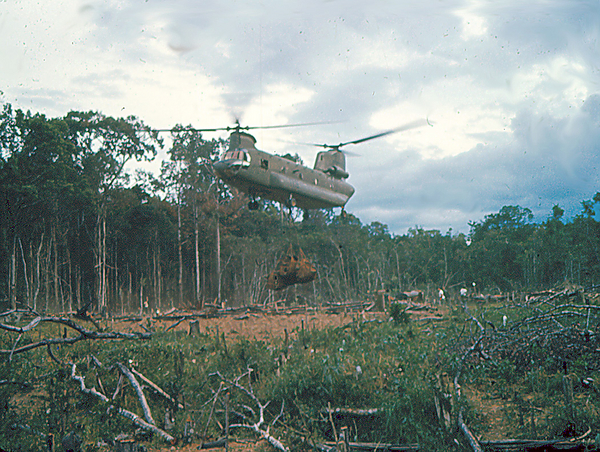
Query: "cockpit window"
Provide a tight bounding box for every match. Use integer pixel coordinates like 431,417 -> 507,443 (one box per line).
223,149 -> 251,163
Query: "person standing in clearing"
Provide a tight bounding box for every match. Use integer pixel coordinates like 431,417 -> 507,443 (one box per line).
438,288 -> 446,304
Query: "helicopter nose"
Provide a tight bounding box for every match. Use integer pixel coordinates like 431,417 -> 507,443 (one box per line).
213,160 -> 227,175
214,160 -> 241,178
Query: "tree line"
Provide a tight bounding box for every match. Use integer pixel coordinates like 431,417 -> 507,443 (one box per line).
0,104 -> 599,314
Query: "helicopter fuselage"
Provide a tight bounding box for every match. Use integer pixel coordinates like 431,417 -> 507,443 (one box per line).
213,132 -> 355,210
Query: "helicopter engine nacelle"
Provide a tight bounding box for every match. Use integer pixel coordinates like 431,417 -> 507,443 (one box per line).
314,149 -> 348,179
324,165 -> 349,179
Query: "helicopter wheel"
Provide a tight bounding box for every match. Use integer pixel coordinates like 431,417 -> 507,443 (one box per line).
248,200 -> 260,210
285,195 -> 297,209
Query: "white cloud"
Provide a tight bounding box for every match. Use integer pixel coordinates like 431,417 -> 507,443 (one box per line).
454,3 -> 488,40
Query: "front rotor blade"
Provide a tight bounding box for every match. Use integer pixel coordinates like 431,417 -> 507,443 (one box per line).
156,120 -> 338,134
154,126 -> 228,133
249,121 -> 339,130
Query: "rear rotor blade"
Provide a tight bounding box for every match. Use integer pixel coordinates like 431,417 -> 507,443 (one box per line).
309,118 -> 427,150
335,118 -> 428,148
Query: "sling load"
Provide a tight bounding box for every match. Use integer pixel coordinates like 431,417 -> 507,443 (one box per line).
266,245 -> 317,290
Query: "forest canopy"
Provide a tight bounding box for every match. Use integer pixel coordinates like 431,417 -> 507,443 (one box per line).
1,104 -> 599,314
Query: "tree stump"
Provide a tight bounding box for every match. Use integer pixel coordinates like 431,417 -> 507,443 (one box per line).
338,426 -> 350,452
114,438 -> 140,452
61,432 -> 82,452
189,319 -> 200,336
563,374 -> 574,420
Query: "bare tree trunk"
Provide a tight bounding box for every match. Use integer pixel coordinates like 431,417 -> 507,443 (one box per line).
66,241 -> 72,313
75,219 -> 81,311
332,239 -> 348,299
53,224 -> 59,311
177,192 -> 183,308
194,203 -> 201,308
97,213 -> 107,315
153,233 -> 158,311
28,243 -> 34,307
394,248 -> 401,292
34,234 -> 44,311
112,239 -> 117,315
18,238 -> 29,307
75,261 -> 81,311
216,213 -> 221,305
139,276 -> 144,316
9,235 -> 16,311
157,245 -> 162,312
44,238 -> 50,312
443,246 -> 448,287
202,242 -> 206,306
241,254 -> 246,306
97,213 -> 102,314
102,215 -> 107,314
128,269 -> 132,314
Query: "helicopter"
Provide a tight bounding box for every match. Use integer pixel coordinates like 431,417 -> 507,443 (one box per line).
210,119 -> 426,211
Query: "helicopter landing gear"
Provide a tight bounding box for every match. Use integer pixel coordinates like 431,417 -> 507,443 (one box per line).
285,195 -> 297,209
248,198 -> 260,210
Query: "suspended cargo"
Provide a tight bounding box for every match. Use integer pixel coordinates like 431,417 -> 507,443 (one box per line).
266,245 -> 317,290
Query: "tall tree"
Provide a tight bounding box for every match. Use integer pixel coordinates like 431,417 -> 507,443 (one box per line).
468,205 -> 535,291
0,110 -> 85,310
164,126 -> 223,307
64,111 -> 161,314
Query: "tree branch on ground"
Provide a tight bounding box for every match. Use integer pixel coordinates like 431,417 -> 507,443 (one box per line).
209,368 -> 289,452
0,313 -> 151,355
69,361 -> 175,444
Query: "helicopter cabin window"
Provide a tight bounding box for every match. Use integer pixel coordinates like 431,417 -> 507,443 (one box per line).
261,159 -> 269,169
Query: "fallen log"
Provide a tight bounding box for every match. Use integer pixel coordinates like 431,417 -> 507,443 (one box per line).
164,317 -> 186,332
414,317 -> 445,322
480,438 -> 587,451
458,409 -> 483,452
130,367 -> 184,410
325,407 -> 380,416
116,362 -> 155,425
198,438 -> 227,449
324,301 -> 374,313
210,369 -> 289,452
0,316 -> 151,355
321,441 -> 419,451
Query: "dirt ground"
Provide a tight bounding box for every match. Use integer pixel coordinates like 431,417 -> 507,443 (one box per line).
146,438 -> 275,452
114,309 -> 374,339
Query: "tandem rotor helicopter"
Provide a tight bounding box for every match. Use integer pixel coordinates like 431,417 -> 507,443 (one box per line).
164,118 -> 426,212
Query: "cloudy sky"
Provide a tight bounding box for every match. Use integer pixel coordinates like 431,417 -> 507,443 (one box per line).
2,0 -> 600,235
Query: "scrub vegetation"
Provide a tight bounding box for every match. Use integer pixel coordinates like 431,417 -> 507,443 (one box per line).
3,289 -> 600,451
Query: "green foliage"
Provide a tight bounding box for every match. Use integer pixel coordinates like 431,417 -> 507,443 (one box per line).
6,294 -> 600,450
